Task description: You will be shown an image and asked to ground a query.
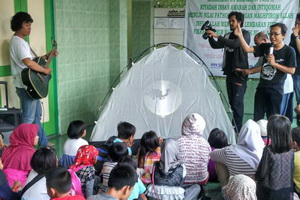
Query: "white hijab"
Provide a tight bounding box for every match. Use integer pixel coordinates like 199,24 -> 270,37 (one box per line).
229,119 -> 265,170
181,113 -> 206,136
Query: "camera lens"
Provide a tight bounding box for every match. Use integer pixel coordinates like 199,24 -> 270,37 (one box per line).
202,33 -> 208,40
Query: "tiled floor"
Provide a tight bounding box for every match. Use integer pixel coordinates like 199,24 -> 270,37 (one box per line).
48,125 -> 94,157
48,133 -> 68,157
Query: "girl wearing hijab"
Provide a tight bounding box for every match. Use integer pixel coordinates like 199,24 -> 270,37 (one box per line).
1,123 -> 39,187
177,113 -> 211,185
70,145 -> 98,198
147,139 -> 200,200
223,174 -> 257,200
210,119 -> 265,183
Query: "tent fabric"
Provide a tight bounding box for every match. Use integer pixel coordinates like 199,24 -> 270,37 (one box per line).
90,45 -> 235,144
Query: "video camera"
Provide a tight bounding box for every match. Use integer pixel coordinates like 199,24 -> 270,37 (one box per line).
201,20 -> 216,40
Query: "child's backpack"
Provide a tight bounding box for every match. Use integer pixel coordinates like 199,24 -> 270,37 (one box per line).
94,136 -> 117,175
68,169 -> 83,196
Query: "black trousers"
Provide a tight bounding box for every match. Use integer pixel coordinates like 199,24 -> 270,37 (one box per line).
226,75 -> 247,132
254,87 -> 282,121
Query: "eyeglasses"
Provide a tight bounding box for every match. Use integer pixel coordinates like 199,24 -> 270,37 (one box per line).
269,32 -> 282,36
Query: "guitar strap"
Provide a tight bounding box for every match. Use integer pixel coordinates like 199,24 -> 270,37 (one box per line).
30,47 -> 38,58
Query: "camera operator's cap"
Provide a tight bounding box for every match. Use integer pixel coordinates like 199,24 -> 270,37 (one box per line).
257,119 -> 268,137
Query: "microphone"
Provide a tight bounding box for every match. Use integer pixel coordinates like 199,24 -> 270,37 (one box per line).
269,43 -> 274,54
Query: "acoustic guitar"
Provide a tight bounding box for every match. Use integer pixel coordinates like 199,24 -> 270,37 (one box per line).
21,40 -> 57,99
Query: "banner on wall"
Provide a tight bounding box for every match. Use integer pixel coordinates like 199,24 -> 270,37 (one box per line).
184,0 -> 299,77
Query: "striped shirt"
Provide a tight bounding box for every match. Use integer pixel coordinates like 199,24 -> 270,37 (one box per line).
100,162 -> 118,192
209,147 -> 256,178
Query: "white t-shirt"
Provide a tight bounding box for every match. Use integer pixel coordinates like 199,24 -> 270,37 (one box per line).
63,138 -> 89,156
10,36 -> 33,88
21,170 -> 49,200
283,74 -> 294,94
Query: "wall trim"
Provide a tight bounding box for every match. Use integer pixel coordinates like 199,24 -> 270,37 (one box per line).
43,0 -> 58,135
0,65 -> 11,77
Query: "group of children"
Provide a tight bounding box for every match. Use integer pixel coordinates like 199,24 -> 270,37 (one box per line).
1,113 -> 300,200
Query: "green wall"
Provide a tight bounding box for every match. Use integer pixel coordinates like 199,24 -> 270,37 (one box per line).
2,0 -> 299,135
132,0 -> 153,59
54,0 -> 130,134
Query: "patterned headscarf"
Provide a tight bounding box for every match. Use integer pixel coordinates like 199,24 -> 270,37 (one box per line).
70,145 -> 98,170
223,175 -> 257,200
182,113 -> 206,136
159,139 -> 181,174
1,123 -> 38,171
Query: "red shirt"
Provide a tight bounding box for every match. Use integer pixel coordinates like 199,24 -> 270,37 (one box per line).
51,195 -> 85,200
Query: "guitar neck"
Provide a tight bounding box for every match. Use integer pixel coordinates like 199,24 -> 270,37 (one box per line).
44,48 -> 56,68
44,40 -> 57,68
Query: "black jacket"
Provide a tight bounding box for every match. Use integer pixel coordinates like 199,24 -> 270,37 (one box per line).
208,29 -> 251,75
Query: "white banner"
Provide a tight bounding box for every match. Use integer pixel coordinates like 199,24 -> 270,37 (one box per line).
184,0 -> 299,77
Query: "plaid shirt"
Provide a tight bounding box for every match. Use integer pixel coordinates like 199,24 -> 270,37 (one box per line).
76,166 -> 95,196
141,147 -> 161,184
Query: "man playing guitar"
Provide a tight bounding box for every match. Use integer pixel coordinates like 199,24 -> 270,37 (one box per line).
10,12 -> 58,146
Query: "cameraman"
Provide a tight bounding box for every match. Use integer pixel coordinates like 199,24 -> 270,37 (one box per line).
206,11 -> 250,132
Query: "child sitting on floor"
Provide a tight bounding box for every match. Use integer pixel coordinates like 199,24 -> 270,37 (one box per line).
119,156 -> 147,200
88,164 -> 137,200
256,115 -> 294,200
207,128 -> 229,182
46,167 -> 85,200
137,130 -> 161,184
222,174 -> 257,200
114,122 -> 136,156
147,139 -> 201,200
59,120 -> 89,168
99,142 -> 128,193
21,147 -> 58,200
69,145 -> 98,198
257,119 -> 269,146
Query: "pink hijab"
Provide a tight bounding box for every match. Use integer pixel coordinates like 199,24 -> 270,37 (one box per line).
1,123 -> 38,171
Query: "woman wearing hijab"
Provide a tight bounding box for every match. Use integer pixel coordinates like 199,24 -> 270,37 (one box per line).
210,119 -> 265,184
0,158 -> 21,200
1,123 -> 39,187
146,139 -> 200,200
177,113 -> 211,185
222,174 -> 257,200
70,145 -> 98,198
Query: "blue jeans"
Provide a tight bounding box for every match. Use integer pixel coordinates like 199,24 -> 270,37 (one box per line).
285,92 -> 294,122
16,87 -> 48,146
280,92 -> 293,122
